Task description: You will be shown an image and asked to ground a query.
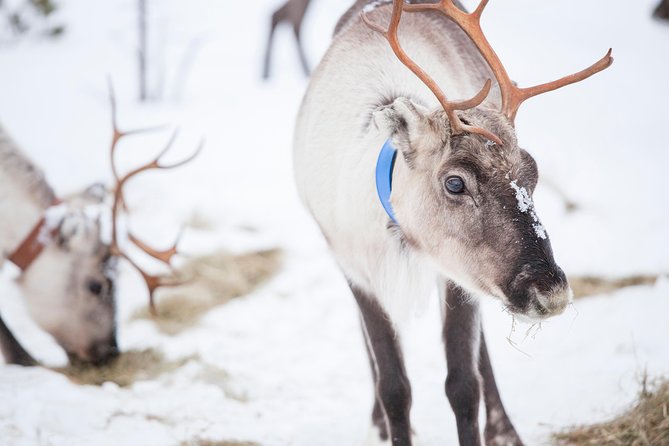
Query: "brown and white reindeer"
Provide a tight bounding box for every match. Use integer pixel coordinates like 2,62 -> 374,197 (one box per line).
293,1 -> 612,445
0,98 -> 197,367
0,124 -> 118,366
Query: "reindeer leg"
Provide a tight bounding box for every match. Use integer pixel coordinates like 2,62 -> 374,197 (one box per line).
654,0 -> 669,20
292,25 -> 311,77
361,317 -> 391,443
262,10 -> 283,79
0,312 -> 37,366
479,332 -> 524,446
443,281 -> 482,446
350,282 -> 413,446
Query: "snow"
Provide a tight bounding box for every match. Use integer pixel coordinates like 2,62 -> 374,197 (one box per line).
510,180 -> 547,240
510,180 -> 532,213
36,202 -> 68,245
1,0 -> 668,445
363,0 -> 392,14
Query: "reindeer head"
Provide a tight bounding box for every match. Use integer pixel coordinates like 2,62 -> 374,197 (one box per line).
19,187 -> 118,365
364,0 -> 612,320
13,89 -> 199,365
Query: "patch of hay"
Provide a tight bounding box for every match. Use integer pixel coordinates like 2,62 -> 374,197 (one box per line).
184,211 -> 218,231
181,441 -> 260,446
134,249 -> 281,335
568,275 -> 660,299
53,348 -> 194,387
553,379 -> 669,445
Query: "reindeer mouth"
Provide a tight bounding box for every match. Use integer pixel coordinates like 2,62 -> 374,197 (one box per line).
66,339 -> 119,367
500,284 -> 573,322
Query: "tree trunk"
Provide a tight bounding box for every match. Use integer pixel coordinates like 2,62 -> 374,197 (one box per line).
138,0 -> 147,101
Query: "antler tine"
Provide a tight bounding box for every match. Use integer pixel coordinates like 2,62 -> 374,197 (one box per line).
111,131 -> 200,251
108,79 -> 124,184
116,250 -> 183,315
128,225 -> 184,266
402,0 -> 613,122
108,79 -> 170,182
361,1 -> 499,143
108,79 -> 170,217
115,249 -> 162,315
113,130 -> 202,192
505,49 -> 613,121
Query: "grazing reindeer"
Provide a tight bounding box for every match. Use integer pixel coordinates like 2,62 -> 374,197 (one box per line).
293,1 -> 612,445
0,124 -> 118,366
0,98 -> 197,367
262,0 -> 312,79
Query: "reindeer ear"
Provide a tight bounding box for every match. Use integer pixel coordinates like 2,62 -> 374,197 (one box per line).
373,97 -> 428,135
373,98 -> 435,168
57,212 -> 97,253
81,182 -> 107,204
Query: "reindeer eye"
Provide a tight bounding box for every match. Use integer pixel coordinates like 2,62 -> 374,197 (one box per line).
445,176 -> 465,194
87,280 -> 103,296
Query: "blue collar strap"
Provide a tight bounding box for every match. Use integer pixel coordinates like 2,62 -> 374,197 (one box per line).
375,139 -> 398,224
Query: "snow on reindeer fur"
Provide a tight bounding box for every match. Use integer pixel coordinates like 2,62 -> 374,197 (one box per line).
510,180 -> 547,240
363,0 -> 393,14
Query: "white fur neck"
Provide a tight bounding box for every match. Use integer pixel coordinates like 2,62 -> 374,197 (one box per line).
0,125 -> 56,264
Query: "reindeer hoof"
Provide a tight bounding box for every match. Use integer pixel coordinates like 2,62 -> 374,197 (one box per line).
363,425 -> 390,446
485,426 -> 524,446
363,425 -> 420,446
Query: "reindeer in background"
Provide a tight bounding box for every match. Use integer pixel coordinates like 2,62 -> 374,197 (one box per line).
262,0 -> 312,79
294,0 -> 612,444
0,95 -> 198,367
0,124 -> 118,366
654,0 -> 669,20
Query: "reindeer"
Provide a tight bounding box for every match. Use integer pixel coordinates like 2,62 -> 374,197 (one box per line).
654,0 -> 669,21
0,96 -> 197,367
262,0 -> 312,79
293,1 -> 612,445
0,124 -> 118,366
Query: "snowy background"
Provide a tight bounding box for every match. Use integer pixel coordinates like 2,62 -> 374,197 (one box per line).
0,0 -> 668,445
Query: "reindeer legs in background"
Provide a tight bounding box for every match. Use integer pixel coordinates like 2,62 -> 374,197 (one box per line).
262,0 -> 312,79
444,282 -> 523,446
0,313 -> 37,366
654,0 -> 669,20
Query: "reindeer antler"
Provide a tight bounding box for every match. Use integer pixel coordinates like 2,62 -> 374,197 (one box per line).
108,79 -> 168,184
400,0 -> 613,122
108,85 -> 202,314
361,0 -> 502,144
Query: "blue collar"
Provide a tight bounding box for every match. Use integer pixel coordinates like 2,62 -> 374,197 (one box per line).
375,139 -> 398,224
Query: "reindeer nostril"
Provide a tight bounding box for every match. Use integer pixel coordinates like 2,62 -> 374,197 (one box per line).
533,300 -> 549,316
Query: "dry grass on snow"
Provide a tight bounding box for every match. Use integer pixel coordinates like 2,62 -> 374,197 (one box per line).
568,275 -> 661,299
553,379 -> 669,446
50,249 -> 280,388
181,441 -> 260,446
53,348 -> 195,387
134,249 -> 282,335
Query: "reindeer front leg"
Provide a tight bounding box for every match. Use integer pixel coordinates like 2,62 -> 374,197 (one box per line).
479,333 -> 524,446
350,282 -> 413,446
443,281 -> 523,446
443,281 -> 483,446
0,313 -> 37,366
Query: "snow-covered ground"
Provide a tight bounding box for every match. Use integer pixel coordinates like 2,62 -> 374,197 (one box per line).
0,0 -> 668,445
